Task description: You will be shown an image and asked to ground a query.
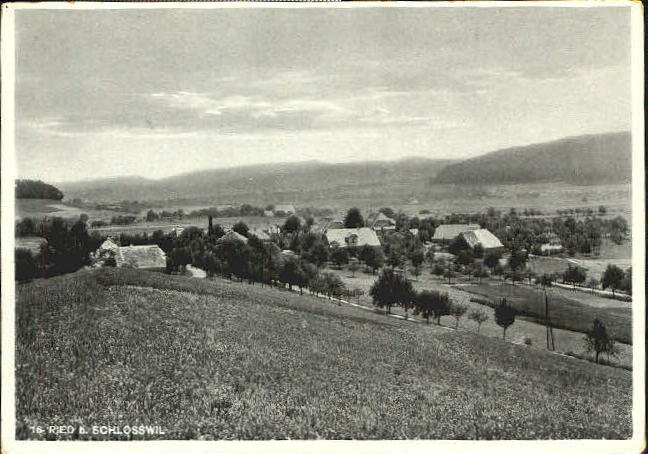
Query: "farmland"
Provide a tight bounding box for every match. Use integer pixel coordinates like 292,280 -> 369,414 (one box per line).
327,268 -> 633,368
16,268 -> 632,440
16,199 -> 84,220
460,281 -> 632,343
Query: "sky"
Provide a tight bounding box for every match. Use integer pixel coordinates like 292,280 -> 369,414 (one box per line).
14,5 -> 633,182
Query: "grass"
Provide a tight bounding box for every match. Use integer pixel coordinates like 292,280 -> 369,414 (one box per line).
16,199 -> 83,219
328,268 -> 632,368
16,268 -> 632,440
461,281 -> 631,344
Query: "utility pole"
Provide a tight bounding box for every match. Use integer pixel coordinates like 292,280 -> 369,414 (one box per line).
544,288 -> 555,350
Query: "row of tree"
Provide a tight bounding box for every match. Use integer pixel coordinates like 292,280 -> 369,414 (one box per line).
368,269 -> 517,339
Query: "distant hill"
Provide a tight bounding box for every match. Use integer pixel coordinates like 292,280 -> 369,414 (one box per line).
432,132 -> 631,185
57,158 -> 457,203
16,179 -> 64,200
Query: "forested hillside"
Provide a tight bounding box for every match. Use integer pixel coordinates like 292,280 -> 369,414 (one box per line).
433,132 -> 631,185
16,180 -> 64,200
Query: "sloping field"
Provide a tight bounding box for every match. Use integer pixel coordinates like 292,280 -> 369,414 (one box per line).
16,269 -> 632,440
461,282 -> 632,344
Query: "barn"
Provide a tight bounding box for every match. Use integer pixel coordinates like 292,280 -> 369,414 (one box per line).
370,212 -> 396,232
115,245 -> 167,270
217,230 -> 249,244
274,205 -> 296,216
459,229 -> 505,254
325,227 -> 381,249
431,224 -> 480,242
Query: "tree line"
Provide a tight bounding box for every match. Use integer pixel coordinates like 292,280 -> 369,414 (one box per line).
15,179 -> 63,200
368,268 -> 517,339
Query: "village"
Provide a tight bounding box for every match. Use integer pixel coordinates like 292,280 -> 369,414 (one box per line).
9,2 -> 639,443
15,198 -> 627,369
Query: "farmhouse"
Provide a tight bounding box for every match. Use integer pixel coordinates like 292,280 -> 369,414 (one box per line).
370,212 -> 396,232
432,224 -> 480,242
115,245 -> 166,270
274,205 -> 296,216
325,227 -> 381,249
263,210 -> 274,217
538,231 -> 563,255
217,230 -> 249,244
459,229 -> 505,254
322,219 -> 345,231
98,237 -> 119,253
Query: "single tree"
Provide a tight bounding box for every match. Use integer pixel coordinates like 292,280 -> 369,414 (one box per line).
324,272 -> 346,301
448,235 -> 470,256
483,252 -> 501,270
494,298 -> 516,341
456,249 -> 475,267
369,268 -> 414,315
349,287 -> 364,303
601,264 -> 624,295
444,268 -> 456,284
410,249 -> 425,274
413,290 -> 436,324
584,318 -> 615,364
433,292 -> 452,324
619,267 -> 632,295
330,247 -> 349,268
15,248 -> 40,281
348,260 -> 359,277
282,215 -> 302,234
302,241 -> 330,268
232,221 -> 249,237
386,250 -> 404,270
468,309 -> 488,334
280,259 -> 307,294
507,249 -> 527,272
563,264 -> 587,288
344,207 -> 365,228
450,302 -> 468,329
587,277 -> 600,294
473,265 -> 489,284
362,247 -> 385,274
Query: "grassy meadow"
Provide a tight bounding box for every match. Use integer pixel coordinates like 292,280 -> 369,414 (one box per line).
16,268 -> 632,440
327,268 -> 632,368
460,281 -> 632,344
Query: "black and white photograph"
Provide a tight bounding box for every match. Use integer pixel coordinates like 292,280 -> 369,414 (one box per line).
1,2 -> 644,452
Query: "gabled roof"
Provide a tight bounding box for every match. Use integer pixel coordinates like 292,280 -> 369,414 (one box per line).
460,229 -> 504,250
323,219 -> 345,231
115,245 -> 166,269
98,238 -> 119,252
325,227 -> 381,248
432,224 -> 480,241
372,212 -> 396,226
217,230 -> 249,244
274,204 -> 296,214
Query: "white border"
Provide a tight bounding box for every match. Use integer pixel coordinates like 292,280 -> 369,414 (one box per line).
1,2 -> 644,454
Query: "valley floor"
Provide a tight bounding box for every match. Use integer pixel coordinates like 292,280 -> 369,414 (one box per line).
16,269 -> 632,440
